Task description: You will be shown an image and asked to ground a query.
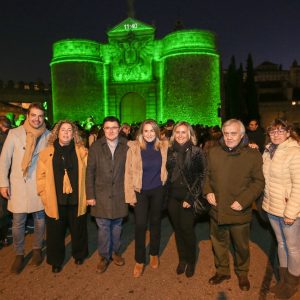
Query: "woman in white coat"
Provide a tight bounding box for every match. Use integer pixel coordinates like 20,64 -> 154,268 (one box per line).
262,119 -> 300,299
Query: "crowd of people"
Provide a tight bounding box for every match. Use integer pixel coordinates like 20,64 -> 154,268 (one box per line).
0,103 -> 299,300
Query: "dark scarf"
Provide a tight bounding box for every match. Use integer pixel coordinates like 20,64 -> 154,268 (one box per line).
219,135 -> 249,153
265,143 -> 278,159
53,139 -> 78,205
171,140 -> 193,182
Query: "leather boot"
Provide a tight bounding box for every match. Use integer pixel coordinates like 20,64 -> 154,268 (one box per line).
185,264 -> 195,278
150,255 -> 159,269
133,263 -> 144,278
31,249 -> 43,266
275,271 -> 300,299
112,253 -> 125,266
11,255 -> 24,274
97,256 -> 109,274
269,267 -> 287,294
237,274 -> 250,291
176,262 -> 187,275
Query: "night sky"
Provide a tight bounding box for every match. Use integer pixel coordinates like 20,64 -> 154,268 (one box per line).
0,0 -> 299,84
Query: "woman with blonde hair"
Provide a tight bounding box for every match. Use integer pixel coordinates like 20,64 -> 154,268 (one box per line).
262,119 -> 300,299
37,120 -> 88,273
125,119 -> 168,277
167,121 -> 205,278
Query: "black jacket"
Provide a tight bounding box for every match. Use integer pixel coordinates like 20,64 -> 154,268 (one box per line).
0,130 -> 9,154
166,144 -> 206,204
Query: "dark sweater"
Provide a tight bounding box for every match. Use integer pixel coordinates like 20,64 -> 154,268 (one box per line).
141,141 -> 162,191
53,139 -> 79,205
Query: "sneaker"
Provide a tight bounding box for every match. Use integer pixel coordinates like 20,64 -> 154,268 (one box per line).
97,256 -> 109,273
112,253 -> 125,266
11,255 -> 24,274
31,249 -> 43,266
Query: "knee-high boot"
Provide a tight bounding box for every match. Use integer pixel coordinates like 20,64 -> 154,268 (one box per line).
275,271 -> 299,299
269,267 -> 287,294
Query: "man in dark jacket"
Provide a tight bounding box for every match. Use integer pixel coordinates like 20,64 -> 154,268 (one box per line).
86,116 -> 128,273
203,119 -> 264,291
246,119 -> 266,154
0,116 -> 11,153
0,116 -> 11,248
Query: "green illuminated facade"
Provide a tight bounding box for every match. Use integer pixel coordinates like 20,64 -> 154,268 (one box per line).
51,18 -> 221,125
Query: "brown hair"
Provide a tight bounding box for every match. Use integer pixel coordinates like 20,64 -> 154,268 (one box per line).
48,120 -> 83,146
27,102 -> 45,115
267,119 -> 300,142
136,119 -> 161,150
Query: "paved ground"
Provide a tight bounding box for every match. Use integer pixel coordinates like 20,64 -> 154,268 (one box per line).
0,211 -> 299,300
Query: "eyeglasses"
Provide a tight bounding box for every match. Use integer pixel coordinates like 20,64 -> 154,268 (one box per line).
103,126 -> 119,131
269,129 -> 286,136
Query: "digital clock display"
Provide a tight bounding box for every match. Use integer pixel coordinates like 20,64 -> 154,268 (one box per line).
124,23 -> 138,30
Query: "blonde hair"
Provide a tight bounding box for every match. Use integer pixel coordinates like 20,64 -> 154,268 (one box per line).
170,121 -> 197,146
136,119 -> 161,150
48,120 -> 83,146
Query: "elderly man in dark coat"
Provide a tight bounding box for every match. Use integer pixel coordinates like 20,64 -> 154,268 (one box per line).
203,119 -> 264,292
86,116 -> 128,273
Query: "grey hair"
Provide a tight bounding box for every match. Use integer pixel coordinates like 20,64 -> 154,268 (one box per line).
222,119 -> 245,135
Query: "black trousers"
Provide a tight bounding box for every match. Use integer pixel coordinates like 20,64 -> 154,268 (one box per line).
168,191 -> 196,265
46,205 -> 88,266
0,195 -> 9,240
134,186 -> 163,264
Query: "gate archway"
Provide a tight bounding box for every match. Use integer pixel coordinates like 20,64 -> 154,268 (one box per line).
120,92 -> 146,124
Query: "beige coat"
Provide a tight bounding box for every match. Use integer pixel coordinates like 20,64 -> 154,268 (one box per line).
36,144 -> 88,219
262,138 -> 300,219
0,126 -> 50,213
125,140 -> 168,204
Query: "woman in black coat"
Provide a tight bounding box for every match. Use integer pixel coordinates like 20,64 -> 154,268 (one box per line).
166,121 -> 205,278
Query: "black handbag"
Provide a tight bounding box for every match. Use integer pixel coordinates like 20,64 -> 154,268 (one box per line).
178,167 -> 211,216
192,193 -> 211,216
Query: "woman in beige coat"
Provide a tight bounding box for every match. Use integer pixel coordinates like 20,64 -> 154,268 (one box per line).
37,121 -> 88,273
262,119 -> 300,299
125,119 -> 168,278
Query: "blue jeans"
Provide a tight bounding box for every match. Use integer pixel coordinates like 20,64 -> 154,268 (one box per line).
268,213 -> 300,276
95,218 -> 123,260
12,211 -> 45,255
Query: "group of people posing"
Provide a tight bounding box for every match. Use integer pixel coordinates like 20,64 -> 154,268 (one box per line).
0,102 -> 299,300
